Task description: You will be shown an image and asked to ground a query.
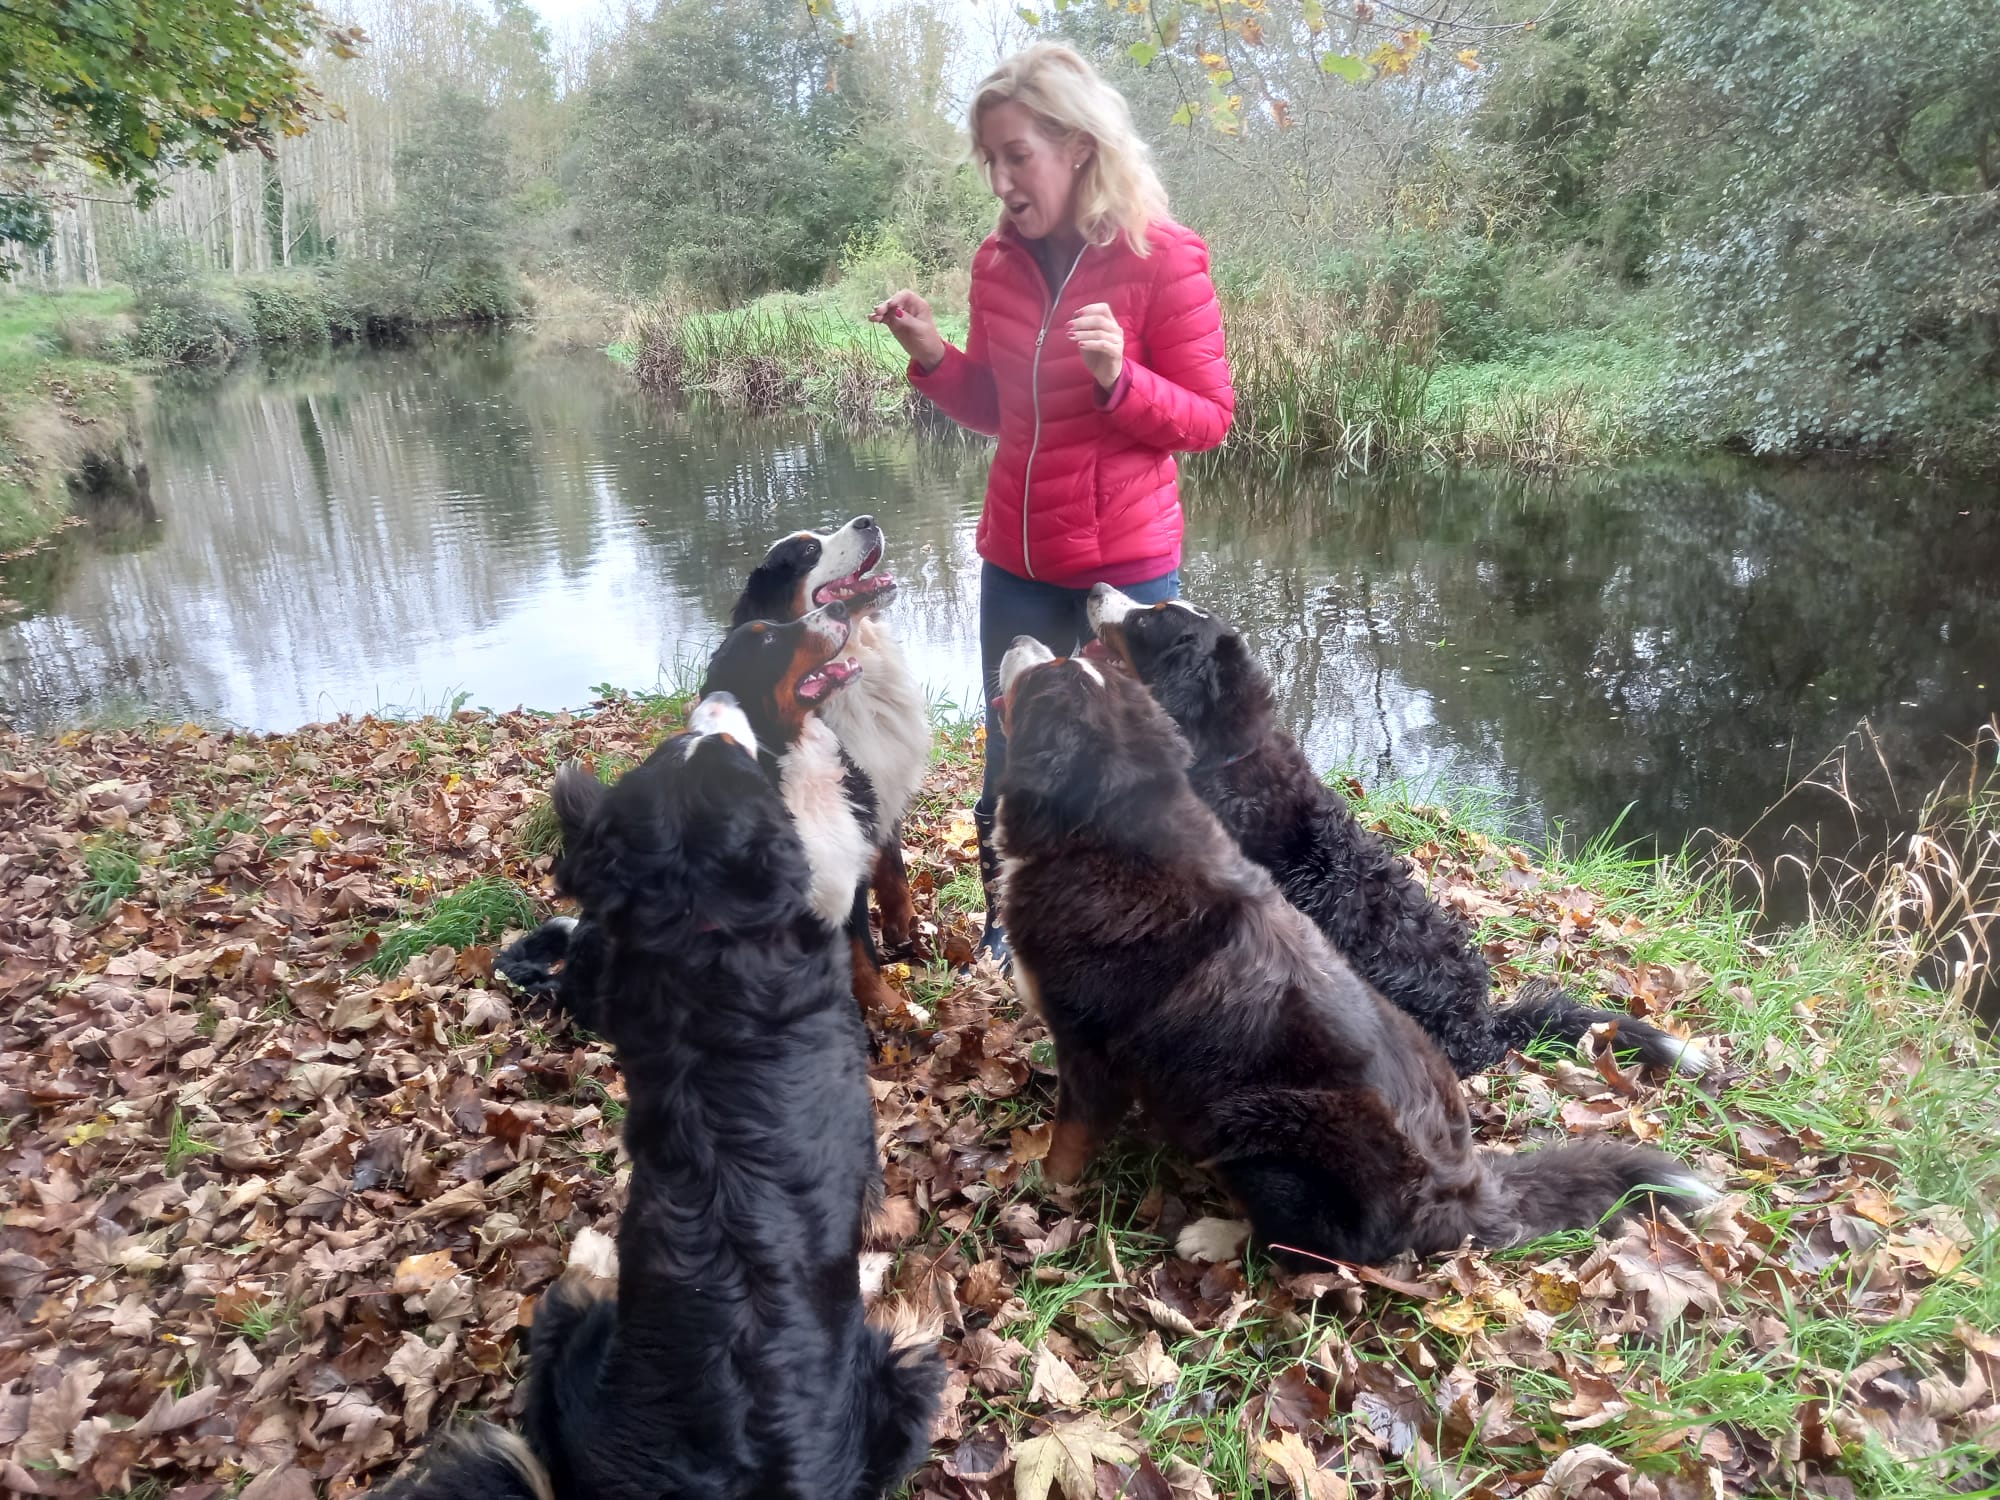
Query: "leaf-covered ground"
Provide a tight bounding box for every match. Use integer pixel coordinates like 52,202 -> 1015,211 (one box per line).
2,694 -> 1997,1500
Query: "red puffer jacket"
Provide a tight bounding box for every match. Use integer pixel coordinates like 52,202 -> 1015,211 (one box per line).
909,218 -> 1233,587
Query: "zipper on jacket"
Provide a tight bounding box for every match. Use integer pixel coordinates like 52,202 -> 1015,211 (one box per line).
1021,242 -> 1088,581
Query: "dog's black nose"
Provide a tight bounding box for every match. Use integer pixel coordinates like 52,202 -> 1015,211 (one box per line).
823,599 -> 851,622
853,514 -> 875,531
1089,582 -> 1111,600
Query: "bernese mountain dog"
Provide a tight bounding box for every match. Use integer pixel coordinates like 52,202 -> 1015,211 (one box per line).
733,515 -> 929,953
499,602 -> 898,1020
386,695 -> 943,1500
1086,584 -> 1711,1082
500,517 -> 926,1021
993,637 -> 1714,1266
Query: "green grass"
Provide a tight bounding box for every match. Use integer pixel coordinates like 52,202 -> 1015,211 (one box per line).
935,864 -> 986,916
167,804 -> 266,871
1320,768 -> 2000,1490
360,876 -> 541,977
80,832 -> 144,919
622,289 -> 968,426
163,1107 -> 220,1175
217,1295 -> 297,1345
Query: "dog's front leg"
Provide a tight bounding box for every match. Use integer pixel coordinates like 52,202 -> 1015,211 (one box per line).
871,833 -> 919,953
1045,1055 -> 1130,1185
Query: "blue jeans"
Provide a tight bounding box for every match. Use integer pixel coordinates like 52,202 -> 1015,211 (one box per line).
975,561 -> 1180,820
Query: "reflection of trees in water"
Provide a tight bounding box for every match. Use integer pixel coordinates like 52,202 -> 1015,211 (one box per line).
0,339 -> 995,729
1180,459 -> 2000,863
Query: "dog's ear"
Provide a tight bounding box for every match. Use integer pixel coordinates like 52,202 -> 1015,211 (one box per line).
550,765 -> 625,918
1153,626 -> 1260,743
553,763 -> 607,846
684,774 -> 816,935
997,671 -> 1088,808
731,563 -> 781,627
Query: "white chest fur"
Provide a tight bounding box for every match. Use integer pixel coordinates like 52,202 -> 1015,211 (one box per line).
779,719 -> 872,928
819,616 -> 929,832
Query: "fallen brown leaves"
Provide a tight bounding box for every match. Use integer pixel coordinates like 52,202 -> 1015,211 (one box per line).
1,704 -> 1995,1499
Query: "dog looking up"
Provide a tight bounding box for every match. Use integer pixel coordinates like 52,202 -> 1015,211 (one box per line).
994,637 -> 1714,1266
499,602 -> 900,1024
734,515 -> 929,951
1087,585 -> 1709,1081
392,694 -> 943,1499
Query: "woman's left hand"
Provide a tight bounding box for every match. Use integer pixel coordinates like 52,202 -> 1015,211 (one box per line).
1068,303 -> 1124,390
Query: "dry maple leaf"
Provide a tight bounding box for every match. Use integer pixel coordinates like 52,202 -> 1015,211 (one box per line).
1521,1441 -> 1631,1497
1609,1220 -> 1723,1323
1265,1364 -> 1332,1433
1118,1331 -> 1181,1390
959,1328 -> 1030,1394
1256,1429 -> 1351,1499
1013,1415 -> 1141,1500
391,1249 -> 459,1294
1026,1343 -> 1090,1407
959,1258 -> 1007,1314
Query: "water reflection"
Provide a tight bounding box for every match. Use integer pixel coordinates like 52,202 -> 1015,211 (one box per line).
3,336 -> 1995,908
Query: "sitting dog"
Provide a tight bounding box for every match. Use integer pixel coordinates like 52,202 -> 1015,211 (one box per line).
1086,585 -> 1709,1081
391,694 -> 942,1498
733,515 -> 929,952
994,638 -> 1714,1266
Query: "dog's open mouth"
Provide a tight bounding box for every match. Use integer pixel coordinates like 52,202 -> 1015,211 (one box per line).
797,657 -> 862,702
812,543 -> 895,608
1082,631 -> 1135,672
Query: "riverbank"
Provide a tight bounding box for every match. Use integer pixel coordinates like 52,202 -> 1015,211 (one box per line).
2,695 -> 1994,1498
620,284 -> 1997,473
0,270 -> 558,552
0,290 -> 146,552
619,286 -> 1682,468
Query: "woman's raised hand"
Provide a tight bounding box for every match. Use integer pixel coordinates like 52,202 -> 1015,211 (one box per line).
1068,302 -> 1125,390
869,290 -> 946,374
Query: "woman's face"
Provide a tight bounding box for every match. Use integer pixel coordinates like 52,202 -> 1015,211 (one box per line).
977,100 -> 1088,242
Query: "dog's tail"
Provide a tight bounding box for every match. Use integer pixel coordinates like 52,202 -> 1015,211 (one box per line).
375,1424 -> 550,1500
857,1316 -> 948,1497
1464,1140 -> 1716,1248
518,1268 -> 618,1494
1490,977 -> 1710,1076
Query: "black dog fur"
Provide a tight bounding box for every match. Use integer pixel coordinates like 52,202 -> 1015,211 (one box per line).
394,705 -> 942,1499
499,602 -> 899,1026
995,639 -> 1714,1267
1086,587 -> 1710,1081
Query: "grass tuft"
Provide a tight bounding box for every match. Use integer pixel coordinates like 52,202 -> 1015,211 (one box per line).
361,876 -> 541,977
163,1107 -> 220,1175
80,833 -> 144,920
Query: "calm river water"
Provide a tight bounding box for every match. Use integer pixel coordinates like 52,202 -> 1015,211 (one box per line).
4,334 -> 1996,910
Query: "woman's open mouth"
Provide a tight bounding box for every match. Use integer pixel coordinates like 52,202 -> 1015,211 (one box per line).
811,543 -> 895,608
797,657 -> 862,702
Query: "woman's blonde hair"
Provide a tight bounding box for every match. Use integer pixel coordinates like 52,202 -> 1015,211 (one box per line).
970,43 -> 1171,256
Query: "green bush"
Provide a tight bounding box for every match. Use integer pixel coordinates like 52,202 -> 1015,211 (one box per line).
125,288 -> 253,366
327,259 -> 517,338
239,274 -> 332,344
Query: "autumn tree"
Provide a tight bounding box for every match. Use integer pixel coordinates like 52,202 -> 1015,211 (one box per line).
0,0 -> 362,270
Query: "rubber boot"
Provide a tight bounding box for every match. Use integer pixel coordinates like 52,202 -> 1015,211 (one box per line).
972,808 -> 1011,972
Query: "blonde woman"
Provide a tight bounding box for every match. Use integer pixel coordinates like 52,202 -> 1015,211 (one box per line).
871,42 -> 1234,965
